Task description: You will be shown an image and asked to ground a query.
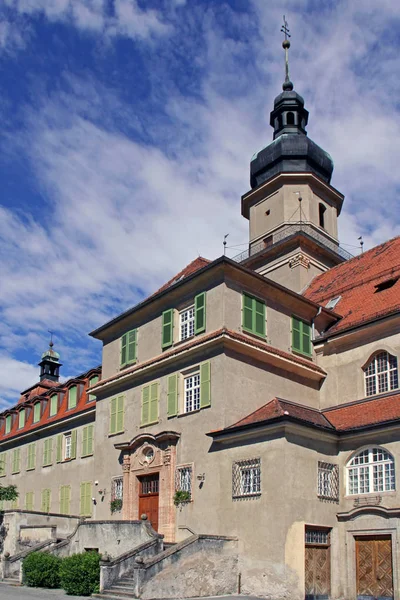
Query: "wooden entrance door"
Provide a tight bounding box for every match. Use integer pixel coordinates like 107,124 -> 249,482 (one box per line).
305,528 -> 331,600
138,473 -> 159,532
355,536 -> 393,600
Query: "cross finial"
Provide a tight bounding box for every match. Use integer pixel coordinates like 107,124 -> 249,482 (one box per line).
48,330 -> 54,348
280,15 -> 293,91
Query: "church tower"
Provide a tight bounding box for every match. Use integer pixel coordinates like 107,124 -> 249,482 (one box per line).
38,339 -> 62,382
239,18 -> 350,293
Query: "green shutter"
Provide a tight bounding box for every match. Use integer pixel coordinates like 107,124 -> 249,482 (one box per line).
162,309 -> 174,349
70,430 -> 77,459
5,415 -> 12,434
127,329 -> 137,364
302,322 -> 312,356
12,449 -> 20,473
80,482 -> 92,516
43,438 -> 53,466
27,443 -> 36,470
120,333 -> 127,366
33,403 -> 41,423
0,452 -> 6,477
116,397 -> 124,432
50,394 -> 58,416
110,398 -> 117,434
149,383 -> 159,424
194,292 -> 206,334
242,293 -> 254,332
292,316 -> 302,352
88,376 -> 98,401
82,427 -> 88,456
25,492 -> 34,511
167,374 -> 178,417
87,425 -> 94,455
56,434 -> 63,463
68,386 -> 77,409
60,485 -> 70,514
254,299 -> 266,336
200,361 -> 211,408
18,409 -> 25,429
141,386 -> 150,425
41,489 -> 51,513
80,483 -> 85,515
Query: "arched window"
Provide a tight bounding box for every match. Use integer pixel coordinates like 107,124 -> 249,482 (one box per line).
319,203 -> 326,229
347,448 -> 395,495
286,111 -> 295,125
364,351 -> 398,396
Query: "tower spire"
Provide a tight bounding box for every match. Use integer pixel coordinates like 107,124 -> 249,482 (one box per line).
280,15 -> 293,91
38,333 -> 62,382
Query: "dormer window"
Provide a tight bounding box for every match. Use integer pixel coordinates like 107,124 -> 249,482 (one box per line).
364,351 -> 398,397
5,415 -> 12,434
33,403 -> 41,423
18,409 -> 25,429
68,386 -> 77,410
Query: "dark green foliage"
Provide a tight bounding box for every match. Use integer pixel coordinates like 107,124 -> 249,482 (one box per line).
0,485 -> 18,502
60,551 -> 100,596
22,552 -> 62,588
110,498 -> 122,513
173,490 -> 191,506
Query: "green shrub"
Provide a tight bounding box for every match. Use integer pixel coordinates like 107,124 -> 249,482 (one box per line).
60,551 -> 100,596
22,551 -> 62,588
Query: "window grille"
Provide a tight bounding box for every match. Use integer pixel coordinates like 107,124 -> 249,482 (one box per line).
317,462 -> 339,501
232,458 -> 261,498
184,372 -> 200,413
180,306 -> 195,341
305,528 -> 330,545
347,447 -> 395,495
175,465 -> 192,498
111,477 -> 123,501
364,352 -> 398,396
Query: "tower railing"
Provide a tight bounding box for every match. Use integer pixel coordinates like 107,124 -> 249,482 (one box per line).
231,222 -> 353,263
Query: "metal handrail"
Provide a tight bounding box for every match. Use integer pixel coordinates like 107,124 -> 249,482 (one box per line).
232,222 -> 353,263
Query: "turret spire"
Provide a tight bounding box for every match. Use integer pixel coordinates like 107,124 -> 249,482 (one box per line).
38,334 -> 62,382
281,15 -> 293,91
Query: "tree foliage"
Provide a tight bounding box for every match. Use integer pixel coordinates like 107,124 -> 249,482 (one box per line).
0,485 -> 18,502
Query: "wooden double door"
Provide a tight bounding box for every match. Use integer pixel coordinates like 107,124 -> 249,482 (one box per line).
138,473 -> 159,532
356,536 -> 394,600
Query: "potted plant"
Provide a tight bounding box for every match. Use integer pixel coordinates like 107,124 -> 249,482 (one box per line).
173,490 -> 191,506
110,498 -> 123,513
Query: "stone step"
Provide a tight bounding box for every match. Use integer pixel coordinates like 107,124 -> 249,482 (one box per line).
93,594 -> 136,600
0,579 -> 21,586
110,583 -> 136,590
107,586 -> 136,595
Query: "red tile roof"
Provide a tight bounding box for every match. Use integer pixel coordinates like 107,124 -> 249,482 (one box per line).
303,236 -> 400,335
152,257 -> 211,296
213,392 -> 400,437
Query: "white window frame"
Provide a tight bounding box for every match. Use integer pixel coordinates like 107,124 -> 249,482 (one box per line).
183,371 -> 200,413
346,447 -> 395,495
232,458 -> 261,498
179,305 -> 195,341
111,476 -> 123,501
364,351 -> 398,397
64,434 -> 72,460
317,461 -> 339,501
176,464 -> 193,499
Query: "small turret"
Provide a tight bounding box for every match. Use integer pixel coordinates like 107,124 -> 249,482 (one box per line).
38,338 -> 62,382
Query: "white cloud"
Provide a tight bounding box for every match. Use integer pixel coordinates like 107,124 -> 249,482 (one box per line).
0,356 -> 39,405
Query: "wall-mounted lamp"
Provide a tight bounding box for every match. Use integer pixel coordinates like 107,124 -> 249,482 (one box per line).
196,473 -> 205,482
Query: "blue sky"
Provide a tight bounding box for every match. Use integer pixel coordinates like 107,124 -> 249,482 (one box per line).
1,0 -> 400,405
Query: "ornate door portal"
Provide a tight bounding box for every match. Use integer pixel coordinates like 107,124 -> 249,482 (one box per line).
355,536 -> 393,600
138,473 -> 159,532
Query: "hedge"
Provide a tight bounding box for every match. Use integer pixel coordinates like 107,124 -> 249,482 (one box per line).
22,551 -> 62,588
59,551 -> 101,596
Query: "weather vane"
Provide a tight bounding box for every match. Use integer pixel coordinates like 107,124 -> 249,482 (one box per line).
280,15 -> 293,91
48,329 -> 55,347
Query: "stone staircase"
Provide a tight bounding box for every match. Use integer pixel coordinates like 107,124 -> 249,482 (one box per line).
93,574 -> 136,599
0,577 -> 21,586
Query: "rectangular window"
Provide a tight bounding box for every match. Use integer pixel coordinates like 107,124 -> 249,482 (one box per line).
41,489 -> 51,513
27,442 -> 36,471
11,448 -> 20,474
18,409 -> 25,429
0,453 -> 6,477
5,415 -> 12,434
43,438 -> 53,467
175,465 -> 193,499
33,403 -> 41,423
242,293 -> 266,337
162,309 -> 174,349
68,386 -> 77,410
88,376 -> 99,401
111,477 -> 123,501
50,394 -> 58,417
82,425 -> 94,457
110,396 -> 124,434
25,491 -> 34,511
292,316 -> 312,356
180,306 -> 195,341
141,383 -> 159,426
60,485 -> 71,515
80,482 -> 92,517
317,462 -> 339,501
184,372 -> 201,413
65,434 -> 72,459
305,528 -> 330,545
232,458 -> 261,498
120,329 -> 137,367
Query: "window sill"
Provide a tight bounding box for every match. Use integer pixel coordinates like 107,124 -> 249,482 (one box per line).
120,361 -> 137,371
140,420 -> 159,428
81,453 -> 94,459
292,349 -> 313,360
233,493 -> 261,500
43,464 -> 52,468
241,328 -> 266,341
26,467 -> 35,472
177,407 -> 210,418
108,430 -> 124,438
